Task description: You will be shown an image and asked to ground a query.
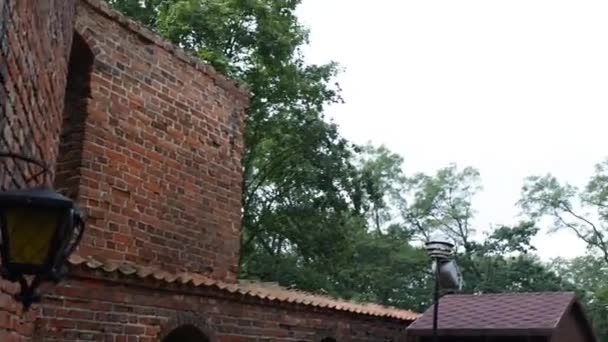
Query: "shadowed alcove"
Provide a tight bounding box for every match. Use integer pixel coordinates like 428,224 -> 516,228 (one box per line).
162,324 -> 210,342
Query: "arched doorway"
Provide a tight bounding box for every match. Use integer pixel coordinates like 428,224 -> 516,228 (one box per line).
162,324 -> 210,342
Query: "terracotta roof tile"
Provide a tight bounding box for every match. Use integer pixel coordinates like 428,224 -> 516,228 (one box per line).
67,255 -> 418,321
407,292 -> 578,336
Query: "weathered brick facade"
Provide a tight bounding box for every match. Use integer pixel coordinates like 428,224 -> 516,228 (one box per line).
0,0 -> 76,189
35,272 -> 408,341
1,0 -> 417,340
62,0 -> 248,281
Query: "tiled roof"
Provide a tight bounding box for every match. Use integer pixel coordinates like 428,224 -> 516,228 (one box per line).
67,255 -> 419,321
407,292 -> 589,337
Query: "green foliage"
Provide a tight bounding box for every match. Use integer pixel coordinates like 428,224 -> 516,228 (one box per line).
344,227 -> 432,311
105,0 -> 162,26
552,256 -> 608,341
520,161 -> 608,340
465,254 -> 567,293
403,164 -> 481,252
355,144 -> 406,232
452,222 -> 566,295
520,161 -> 608,264
481,221 -> 539,256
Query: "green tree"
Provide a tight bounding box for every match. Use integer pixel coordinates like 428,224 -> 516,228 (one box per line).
403,164 -> 481,253
106,0 -> 162,26
480,221 -> 539,256
552,256 -> 608,341
520,159 -> 608,265
398,165 -> 570,299
456,221 -> 567,294
520,160 -> 608,340
355,144 -> 406,232
342,227 -> 432,311
393,163 -> 568,308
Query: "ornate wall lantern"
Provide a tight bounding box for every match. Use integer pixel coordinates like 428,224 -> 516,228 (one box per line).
0,153 -> 85,309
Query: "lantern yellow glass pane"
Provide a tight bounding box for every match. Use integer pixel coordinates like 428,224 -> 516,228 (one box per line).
5,208 -> 58,265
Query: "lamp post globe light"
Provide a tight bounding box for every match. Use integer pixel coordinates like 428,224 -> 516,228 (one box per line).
0,154 -> 85,310
425,233 -> 463,342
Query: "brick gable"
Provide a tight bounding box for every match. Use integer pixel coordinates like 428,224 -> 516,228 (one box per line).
67,0 -> 248,281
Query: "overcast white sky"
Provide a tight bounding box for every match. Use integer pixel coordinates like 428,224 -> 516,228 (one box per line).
296,0 -> 608,260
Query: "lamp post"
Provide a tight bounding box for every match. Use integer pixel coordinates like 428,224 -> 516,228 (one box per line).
425,234 -> 461,342
0,153 -> 85,310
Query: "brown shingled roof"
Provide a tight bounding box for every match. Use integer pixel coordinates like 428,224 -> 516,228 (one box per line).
67,255 -> 419,321
407,292 -> 596,340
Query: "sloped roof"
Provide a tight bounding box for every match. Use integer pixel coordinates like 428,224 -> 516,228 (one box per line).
67,255 -> 419,321
407,292 -> 595,339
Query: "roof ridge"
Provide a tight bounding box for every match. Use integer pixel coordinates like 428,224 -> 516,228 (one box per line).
67,255 -> 419,321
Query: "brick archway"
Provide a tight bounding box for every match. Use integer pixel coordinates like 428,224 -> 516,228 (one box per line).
315,326 -> 342,342
162,324 -> 209,342
159,314 -> 216,342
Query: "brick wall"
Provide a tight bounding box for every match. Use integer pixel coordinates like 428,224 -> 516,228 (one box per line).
0,281 -> 34,342
0,0 -> 76,189
35,276 -> 408,341
0,0 -> 77,339
70,0 -> 248,281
